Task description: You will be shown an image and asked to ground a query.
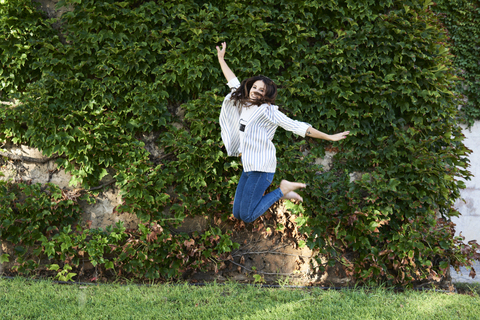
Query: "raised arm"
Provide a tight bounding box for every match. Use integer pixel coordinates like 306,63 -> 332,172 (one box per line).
216,42 -> 236,83
305,126 -> 350,141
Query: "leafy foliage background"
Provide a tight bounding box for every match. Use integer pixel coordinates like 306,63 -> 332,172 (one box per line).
0,0 -> 478,284
433,0 -> 480,127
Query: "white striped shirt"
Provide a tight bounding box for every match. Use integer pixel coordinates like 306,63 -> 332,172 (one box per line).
219,77 -> 311,173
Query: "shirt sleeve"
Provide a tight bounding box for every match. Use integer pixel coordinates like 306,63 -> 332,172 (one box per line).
227,77 -> 241,90
266,105 -> 311,137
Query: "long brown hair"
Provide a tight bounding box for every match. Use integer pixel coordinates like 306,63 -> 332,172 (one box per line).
230,75 -> 278,108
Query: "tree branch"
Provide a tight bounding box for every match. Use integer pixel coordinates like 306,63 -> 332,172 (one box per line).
88,179 -> 116,191
0,151 -> 60,164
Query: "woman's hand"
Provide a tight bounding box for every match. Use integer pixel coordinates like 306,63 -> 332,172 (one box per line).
216,42 -> 226,61
216,42 -> 236,82
328,131 -> 350,141
306,127 -> 350,141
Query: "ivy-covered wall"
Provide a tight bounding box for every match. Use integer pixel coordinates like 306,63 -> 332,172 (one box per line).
1,0 -> 479,284
433,0 -> 480,127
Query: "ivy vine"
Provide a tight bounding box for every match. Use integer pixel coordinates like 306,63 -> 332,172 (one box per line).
433,0 -> 480,126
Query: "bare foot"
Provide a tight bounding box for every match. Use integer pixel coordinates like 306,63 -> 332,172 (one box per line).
281,191 -> 303,202
279,180 -> 306,197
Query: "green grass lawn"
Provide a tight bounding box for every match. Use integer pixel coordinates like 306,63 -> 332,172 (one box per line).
0,278 -> 479,319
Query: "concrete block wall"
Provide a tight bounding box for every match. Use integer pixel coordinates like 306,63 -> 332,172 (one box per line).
453,121 -> 480,244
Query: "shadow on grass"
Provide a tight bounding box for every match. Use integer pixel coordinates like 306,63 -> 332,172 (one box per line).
455,282 -> 480,296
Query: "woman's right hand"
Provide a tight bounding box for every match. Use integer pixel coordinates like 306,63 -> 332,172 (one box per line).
216,42 -> 236,82
216,42 -> 226,60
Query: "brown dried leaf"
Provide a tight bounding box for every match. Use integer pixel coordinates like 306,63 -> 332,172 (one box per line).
469,267 -> 476,279
146,232 -> 157,242
240,256 -> 245,265
348,214 -> 357,226
152,223 -> 163,234
264,227 -> 272,238
184,239 -> 195,250
378,219 -> 389,226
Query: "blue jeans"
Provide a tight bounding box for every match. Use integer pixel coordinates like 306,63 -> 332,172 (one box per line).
233,171 -> 284,223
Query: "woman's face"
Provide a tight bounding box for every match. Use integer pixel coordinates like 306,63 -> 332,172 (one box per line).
249,80 -> 266,100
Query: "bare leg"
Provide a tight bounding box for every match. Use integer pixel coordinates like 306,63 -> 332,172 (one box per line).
281,191 -> 303,202
279,180 -> 306,198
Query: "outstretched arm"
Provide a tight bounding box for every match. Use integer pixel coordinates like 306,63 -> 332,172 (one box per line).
216,42 -> 236,83
305,126 -> 350,141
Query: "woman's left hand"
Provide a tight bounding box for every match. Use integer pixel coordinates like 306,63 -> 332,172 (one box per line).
305,127 -> 350,141
329,131 -> 350,141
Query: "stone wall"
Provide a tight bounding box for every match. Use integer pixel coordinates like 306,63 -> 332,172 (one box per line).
0,139 -> 344,285
453,121 -> 480,244
0,142 -> 141,230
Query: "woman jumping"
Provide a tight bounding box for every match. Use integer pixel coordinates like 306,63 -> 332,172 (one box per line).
217,42 -> 349,223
